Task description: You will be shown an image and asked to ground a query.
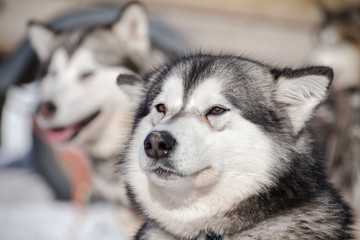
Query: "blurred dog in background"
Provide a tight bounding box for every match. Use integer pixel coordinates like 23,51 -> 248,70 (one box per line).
311,3 -> 360,230
28,2 -> 174,237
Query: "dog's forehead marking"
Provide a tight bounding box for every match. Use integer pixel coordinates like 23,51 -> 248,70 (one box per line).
187,77 -> 224,111
50,48 -> 68,71
49,47 -> 98,77
70,47 -> 98,70
157,75 -> 184,110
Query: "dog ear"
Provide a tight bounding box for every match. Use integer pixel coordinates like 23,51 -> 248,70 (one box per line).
273,66 -> 333,133
116,73 -> 144,99
28,21 -> 56,61
112,2 -> 150,57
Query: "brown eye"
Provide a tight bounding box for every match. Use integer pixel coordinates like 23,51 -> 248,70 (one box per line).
155,104 -> 166,113
208,106 -> 228,115
79,71 -> 94,81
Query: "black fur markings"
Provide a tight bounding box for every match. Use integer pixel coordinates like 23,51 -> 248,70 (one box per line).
271,66 -> 334,90
224,151 -> 353,238
116,73 -> 143,85
205,233 -> 222,240
37,60 -> 51,79
123,54 -> 354,239
120,57 -> 141,74
183,56 -> 215,95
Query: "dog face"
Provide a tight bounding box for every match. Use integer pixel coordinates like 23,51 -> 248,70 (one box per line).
28,3 -> 149,147
124,55 -> 333,234
137,75 -> 275,194
35,46 -> 135,146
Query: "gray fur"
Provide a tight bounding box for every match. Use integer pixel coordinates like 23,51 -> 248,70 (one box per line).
122,54 -> 354,239
33,26 -> 151,75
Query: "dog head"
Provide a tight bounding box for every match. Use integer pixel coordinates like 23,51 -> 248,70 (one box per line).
124,54 -> 333,228
28,2 -> 149,147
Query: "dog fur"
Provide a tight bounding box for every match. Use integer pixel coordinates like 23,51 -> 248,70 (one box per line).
120,54 -> 354,239
28,2 -> 172,237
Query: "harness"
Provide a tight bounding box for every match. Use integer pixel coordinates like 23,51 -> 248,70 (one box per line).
206,234 -> 221,240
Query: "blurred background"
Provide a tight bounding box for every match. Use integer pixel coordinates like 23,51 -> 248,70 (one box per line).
0,0 -> 350,63
0,0 -> 359,239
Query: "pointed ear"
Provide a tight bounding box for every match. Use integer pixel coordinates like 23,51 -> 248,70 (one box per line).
273,66 -> 333,133
111,2 -> 150,56
28,21 -> 56,60
116,73 -> 144,100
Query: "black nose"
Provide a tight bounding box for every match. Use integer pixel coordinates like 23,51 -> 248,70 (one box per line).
144,131 -> 176,159
38,101 -> 57,118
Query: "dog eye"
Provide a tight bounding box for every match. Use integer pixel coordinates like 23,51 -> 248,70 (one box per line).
207,106 -> 228,115
79,71 -> 94,81
155,104 -> 166,113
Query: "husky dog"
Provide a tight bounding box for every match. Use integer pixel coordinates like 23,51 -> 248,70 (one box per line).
310,4 -> 360,226
28,2 -> 168,237
28,2 -> 163,158
120,54 -> 354,239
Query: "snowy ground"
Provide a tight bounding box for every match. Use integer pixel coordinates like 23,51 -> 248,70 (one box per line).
0,168 -> 126,240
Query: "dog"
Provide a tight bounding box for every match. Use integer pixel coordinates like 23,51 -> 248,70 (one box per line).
28,2 -> 167,160
119,54 -> 354,239
28,2 -> 173,237
310,4 -> 360,229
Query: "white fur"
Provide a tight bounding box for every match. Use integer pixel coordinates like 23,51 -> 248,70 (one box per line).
126,77 -> 277,238
28,24 -> 55,60
275,75 -> 330,133
28,4 -> 155,238
151,75 -> 184,124
112,4 -> 150,60
35,46 -> 139,158
28,4 -> 153,158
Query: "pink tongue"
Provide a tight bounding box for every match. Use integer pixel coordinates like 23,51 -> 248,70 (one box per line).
46,126 -> 77,144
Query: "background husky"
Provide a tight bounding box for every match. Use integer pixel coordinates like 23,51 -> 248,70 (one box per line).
28,2 -> 173,237
28,2 -> 165,157
120,54 -> 354,239
310,4 -> 360,230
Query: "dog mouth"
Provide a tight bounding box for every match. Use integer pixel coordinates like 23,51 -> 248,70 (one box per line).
149,165 -> 211,180
150,166 -> 184,179
43,110 -> 101,144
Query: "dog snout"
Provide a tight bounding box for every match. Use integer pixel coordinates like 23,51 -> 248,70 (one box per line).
38,101 -> 57,118
144,131 -> 176,159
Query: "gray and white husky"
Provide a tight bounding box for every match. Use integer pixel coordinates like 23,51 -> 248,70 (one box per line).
28,2 -> 163,159
120,54 -> 354,239
28,2 -> 169,237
